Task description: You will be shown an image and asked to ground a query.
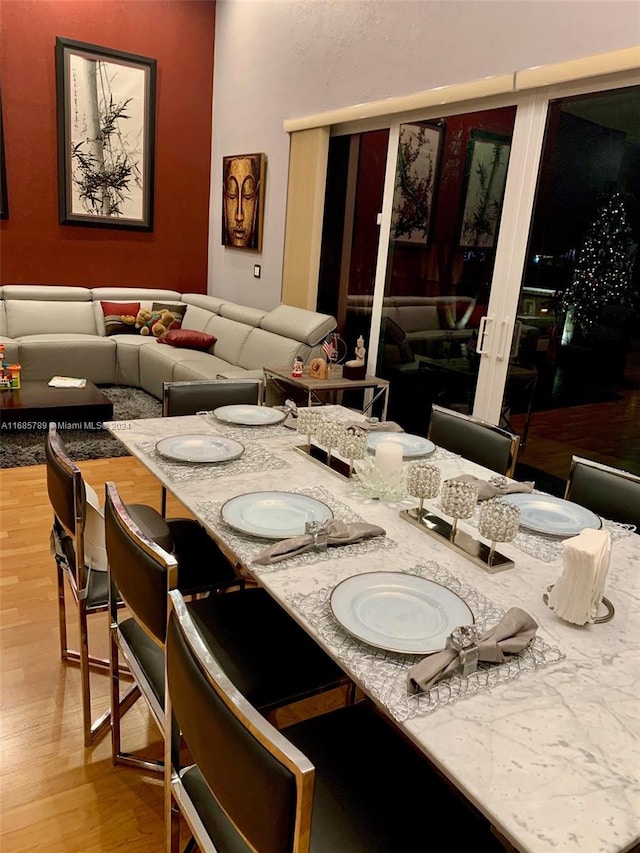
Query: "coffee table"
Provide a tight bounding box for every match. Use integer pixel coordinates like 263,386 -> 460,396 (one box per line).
0,381 -> 114,432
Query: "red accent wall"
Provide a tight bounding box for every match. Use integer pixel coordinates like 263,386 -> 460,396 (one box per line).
0,1 -> 215,291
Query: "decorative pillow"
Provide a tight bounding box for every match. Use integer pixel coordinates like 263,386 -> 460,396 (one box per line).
151,302 -> 187,331
157,329 -> 217,350
101,301 -> 141,336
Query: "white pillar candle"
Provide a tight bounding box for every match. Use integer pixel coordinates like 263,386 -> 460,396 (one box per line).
374,440 -> 403,477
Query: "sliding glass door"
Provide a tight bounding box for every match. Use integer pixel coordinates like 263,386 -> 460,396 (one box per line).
317,69 -> 639,478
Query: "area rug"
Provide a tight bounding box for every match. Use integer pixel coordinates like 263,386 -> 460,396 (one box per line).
1,386 -> 162,468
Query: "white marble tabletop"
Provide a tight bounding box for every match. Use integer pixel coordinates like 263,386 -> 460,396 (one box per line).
106,407 -> 640,853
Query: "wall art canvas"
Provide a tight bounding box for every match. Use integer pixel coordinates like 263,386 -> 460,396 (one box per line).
459,130 -> 511,249
390,121 -> 443,246
221,152 -> 266,251
55,37 -> 157,230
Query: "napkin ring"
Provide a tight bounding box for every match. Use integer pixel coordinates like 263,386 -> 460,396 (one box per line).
305,521 -> 329,552
446,625 -> 482,677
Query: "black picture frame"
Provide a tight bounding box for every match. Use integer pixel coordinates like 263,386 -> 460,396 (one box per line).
390,120 -> 444,247
458,130 -> 511,249
55,37 -> 157,231
0,91 -> 8,220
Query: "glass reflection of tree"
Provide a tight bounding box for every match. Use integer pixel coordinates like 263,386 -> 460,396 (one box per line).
462,143 -> 505,246
392,126 -> 436,242
72,60 -> 140,217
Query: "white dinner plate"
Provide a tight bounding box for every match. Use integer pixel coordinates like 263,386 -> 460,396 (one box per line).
213,405 -> 286,426
220,491 -> 333,539
155,434 -> 245,463
504,493 -> 602,537
330,571 -> 474,654
366,432 -> 436,458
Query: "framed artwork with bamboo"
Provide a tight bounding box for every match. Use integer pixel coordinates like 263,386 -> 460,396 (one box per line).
55,37 -> 157,231
458,130 -> 511,249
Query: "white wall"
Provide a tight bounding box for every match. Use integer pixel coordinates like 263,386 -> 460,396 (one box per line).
209,0 -> 639,310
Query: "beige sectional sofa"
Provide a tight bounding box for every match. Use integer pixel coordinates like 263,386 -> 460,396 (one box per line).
0,286 -> 336,399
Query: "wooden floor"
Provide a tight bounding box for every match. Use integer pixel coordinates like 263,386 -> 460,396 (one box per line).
0,456 -> 345,852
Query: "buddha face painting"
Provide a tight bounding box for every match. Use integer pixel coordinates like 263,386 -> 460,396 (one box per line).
222,153 -> 265,250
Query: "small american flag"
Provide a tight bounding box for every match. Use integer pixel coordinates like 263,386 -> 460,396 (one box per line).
322,335 -> 336,361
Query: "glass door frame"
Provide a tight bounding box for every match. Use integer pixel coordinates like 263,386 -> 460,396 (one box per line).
331,67 -> 640,426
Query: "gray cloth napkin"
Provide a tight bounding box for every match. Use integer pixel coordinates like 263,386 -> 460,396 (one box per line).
345,420 -> 404,433
408,607 -> 538,693
253,519 -> 386,565
448,473 -> 534,501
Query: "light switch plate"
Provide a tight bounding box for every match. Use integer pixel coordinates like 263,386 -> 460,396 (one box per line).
253,265 -> 261,278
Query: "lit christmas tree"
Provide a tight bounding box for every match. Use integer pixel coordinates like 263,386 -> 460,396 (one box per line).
561,190 -> 638,339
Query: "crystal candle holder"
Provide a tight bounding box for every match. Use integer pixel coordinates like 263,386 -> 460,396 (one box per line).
478,498 -> 520,566
296,408 -> 323,449
406,461 -> 441,518
315,417 -> 343,464
440,480 -> 479,542
338,429 -> 369,475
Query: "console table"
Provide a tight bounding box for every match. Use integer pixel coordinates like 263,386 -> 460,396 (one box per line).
263,365 -> 389,420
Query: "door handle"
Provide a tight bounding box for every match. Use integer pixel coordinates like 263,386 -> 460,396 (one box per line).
497,318 -> 510,361
476,315 -> 493,355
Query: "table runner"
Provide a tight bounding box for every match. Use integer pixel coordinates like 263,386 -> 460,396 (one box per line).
287,560 -> 565,721
195,485 -> 397,573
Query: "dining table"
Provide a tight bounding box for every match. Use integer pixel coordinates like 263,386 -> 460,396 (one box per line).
105,405 -> 640,853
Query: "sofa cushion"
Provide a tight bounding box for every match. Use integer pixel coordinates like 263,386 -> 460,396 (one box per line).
238,328 -> 307,370
158,330 -> 216,351
219,302 -> 266,327
180,294 -> 226,314
3,285 -> 92,301
202,316 -> 253,365
16,335 -> 116,383
6,300 -> 98,337
181,304 -> 219,333
260,305 -> 335,346
92,288 -> 182,302
101,301 -> 141,336
396,305 -> 440,333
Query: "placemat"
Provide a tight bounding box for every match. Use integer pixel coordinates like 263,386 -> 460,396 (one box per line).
195,485 -> 397,573
287,560 -> 565,721
135,440 -> 289,482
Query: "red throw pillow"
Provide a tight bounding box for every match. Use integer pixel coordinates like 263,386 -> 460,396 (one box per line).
157,329 -> 217,350
101,301 -> 141,336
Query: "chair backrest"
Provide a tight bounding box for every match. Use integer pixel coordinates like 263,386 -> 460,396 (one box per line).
166,589 -> 314,853
428,404 -> 520,477
565,456 -> 640,529
45,423 -> 88,577
104,481 -> 177,643
45,423 -> 84,536
162,379 -> 262,417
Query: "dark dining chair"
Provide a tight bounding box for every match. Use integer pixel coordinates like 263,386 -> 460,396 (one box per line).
105,482 -> 349,772
162,378 -> 262,417
45,422 -> 182,747
565,456 -> 640,529
165,589 -> 504,853
160,378 -> 263,514
428,404 -> 520,477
